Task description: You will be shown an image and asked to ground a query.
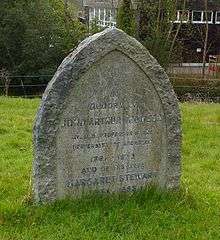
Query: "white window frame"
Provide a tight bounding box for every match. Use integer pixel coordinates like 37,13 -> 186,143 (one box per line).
192,11 -> 213,24
89,7 -> 95,21
89,7 -> 117,28
192,11 -> 203,23
215,11 -> 220,24
174,10 -> 190,23
207,11 -> 214,23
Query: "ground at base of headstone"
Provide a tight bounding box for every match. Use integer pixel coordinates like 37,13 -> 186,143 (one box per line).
0,97 -> 220,240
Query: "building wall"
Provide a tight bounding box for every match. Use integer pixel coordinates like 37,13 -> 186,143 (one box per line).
83,0 -> 119,8
83,0 -> 119,28
187,0 -> 220,11
83,0 -> 139,8
69,0 -> 84,9
82,0 -> 220,64
175,0 -> 220,63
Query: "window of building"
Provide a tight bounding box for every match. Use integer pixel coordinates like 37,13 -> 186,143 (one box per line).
216,12 -> 220,24
175,10 -> 189,23
192,11 -> 213,24
204,11 -> 213,22
192,11 -> 202,23
89,8 -> 117,28
89,8 -> 95,21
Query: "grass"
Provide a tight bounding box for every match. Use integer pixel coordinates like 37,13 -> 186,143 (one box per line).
0,96 -> 220,240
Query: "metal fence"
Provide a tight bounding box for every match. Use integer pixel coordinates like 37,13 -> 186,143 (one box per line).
0,75 -> 52,98
0,75 -> 220,102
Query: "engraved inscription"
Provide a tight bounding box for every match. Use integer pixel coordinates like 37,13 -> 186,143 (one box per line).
33,29 -> 181,203
62,113 -> 162,127
58,99 -> 162,192
65,171 -> 158,188
56,50 -> 167,196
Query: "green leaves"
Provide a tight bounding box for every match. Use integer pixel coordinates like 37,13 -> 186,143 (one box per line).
117,0 -> 136,37
0,0 -> 86,77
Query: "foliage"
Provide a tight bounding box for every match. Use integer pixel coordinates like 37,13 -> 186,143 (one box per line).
0,0 -> 86,78
117,0 -> 136,37
89,18 -> 103,35
0,97 -> 220,239
116,0 -> 189,68
136,0 -> 183,68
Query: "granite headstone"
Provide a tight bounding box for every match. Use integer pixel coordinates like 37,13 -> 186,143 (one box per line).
33,28 -> 181,203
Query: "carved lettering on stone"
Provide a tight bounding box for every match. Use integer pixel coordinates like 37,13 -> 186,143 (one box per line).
33,28 -> 181,203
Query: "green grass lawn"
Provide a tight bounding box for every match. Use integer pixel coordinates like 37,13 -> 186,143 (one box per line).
0,97 -> 220,240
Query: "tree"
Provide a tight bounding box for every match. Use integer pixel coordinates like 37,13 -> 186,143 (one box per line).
134,0 -> 180,68
0,0 -> 86,79
117,0 -> 136,36
0,68 -> 10,96
167,0 -> 187,64
202,0 -> 209,78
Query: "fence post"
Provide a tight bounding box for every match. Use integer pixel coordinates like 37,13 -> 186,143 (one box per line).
0,68 -> 11,96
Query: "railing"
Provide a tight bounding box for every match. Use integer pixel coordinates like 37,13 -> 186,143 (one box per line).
0,75 -> 53,98
0,75 -> 219,102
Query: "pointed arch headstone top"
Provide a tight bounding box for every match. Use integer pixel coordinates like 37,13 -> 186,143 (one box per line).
33,28 -> 181,203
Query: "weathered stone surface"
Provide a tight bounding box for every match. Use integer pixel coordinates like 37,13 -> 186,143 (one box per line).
33,28 -> 181,203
